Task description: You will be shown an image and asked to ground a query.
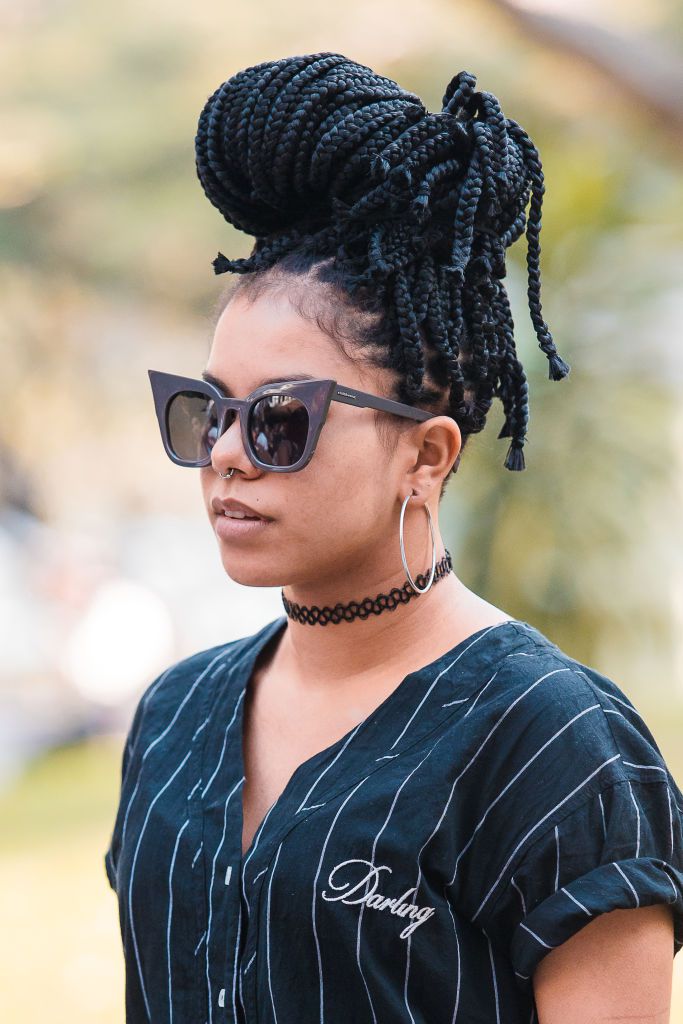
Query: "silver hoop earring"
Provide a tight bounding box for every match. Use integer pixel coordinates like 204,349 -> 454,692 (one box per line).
219,467 -> 235,479
399,492 -> 437,594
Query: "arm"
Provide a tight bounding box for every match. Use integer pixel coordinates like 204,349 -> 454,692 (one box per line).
534,903 -> 674,1024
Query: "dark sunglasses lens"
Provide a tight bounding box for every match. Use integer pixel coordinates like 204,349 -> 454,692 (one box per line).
248,394 -> 309,466
166,390 -> 235,462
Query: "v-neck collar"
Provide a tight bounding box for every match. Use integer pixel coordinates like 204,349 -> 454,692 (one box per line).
227,613 -> 536,867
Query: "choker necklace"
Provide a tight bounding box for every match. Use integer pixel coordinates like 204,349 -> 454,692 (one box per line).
280,549 -> 453,626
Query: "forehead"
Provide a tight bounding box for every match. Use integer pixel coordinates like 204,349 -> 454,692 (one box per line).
206,288 -> 357,393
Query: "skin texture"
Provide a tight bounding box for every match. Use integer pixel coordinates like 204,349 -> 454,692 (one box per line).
533,903 -> 674,1023
198,285 -> 675,1022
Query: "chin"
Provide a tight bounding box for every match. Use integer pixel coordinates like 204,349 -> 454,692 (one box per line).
216,553 -> 285,590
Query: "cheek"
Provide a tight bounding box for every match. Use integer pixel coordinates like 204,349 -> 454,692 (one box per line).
289,422 -> 395,531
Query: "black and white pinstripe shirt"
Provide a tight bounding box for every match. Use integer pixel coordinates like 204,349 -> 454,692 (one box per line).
104,615 -> 683,1023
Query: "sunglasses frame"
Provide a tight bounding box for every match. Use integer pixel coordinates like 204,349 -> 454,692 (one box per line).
148,369 -> 435,473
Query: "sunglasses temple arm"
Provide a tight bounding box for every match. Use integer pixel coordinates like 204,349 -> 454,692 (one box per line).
332,385 -> 432,422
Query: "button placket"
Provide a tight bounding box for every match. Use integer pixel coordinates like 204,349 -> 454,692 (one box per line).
187,701 -> 216,1024
237,768 -> 356,1023
237,833 -> 277,1023
209,785 -> 246,1023
198,674 -> 249,1022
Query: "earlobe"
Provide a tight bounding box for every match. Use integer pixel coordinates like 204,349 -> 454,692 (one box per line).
399,487 -> 419,504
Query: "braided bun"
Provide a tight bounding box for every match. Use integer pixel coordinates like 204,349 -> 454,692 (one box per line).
195,52 -> 570,474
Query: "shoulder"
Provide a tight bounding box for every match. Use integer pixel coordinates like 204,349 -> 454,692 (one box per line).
122,616 -> 283,759
473,620 -> 676,792
127,639 -> 234,742
453,621 -> 683,877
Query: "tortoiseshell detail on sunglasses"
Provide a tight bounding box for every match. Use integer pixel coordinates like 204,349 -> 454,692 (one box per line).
148,369 -> 434,473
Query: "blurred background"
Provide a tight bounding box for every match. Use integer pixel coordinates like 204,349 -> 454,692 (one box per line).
2,0 -> 683,1019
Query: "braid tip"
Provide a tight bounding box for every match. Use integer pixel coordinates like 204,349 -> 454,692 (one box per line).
212,251 -> 232,275
547,351 -> 571,381
412,193 -> 430,222
443,263 -> 465,283
370,155 -> 391,181
504,439 -> 526,471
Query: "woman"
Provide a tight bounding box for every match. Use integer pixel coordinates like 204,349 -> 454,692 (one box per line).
105,54 -> 683,1023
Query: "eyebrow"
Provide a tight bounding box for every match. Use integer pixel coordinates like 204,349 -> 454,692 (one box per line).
200,369 -> 316,396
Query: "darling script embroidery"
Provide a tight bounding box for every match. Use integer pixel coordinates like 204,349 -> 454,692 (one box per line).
321,858 -> 436,939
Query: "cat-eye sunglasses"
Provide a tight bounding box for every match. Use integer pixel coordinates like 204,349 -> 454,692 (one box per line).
148,369 -> 434,473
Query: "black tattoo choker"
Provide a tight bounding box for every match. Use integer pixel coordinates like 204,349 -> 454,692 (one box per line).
280,549 -> 453,625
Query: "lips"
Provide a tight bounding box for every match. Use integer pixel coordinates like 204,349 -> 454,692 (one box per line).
211,495 -> 273,520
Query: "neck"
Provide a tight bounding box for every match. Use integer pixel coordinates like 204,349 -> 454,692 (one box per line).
275,552 -> 494,692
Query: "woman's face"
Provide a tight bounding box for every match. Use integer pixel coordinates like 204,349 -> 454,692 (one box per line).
199,286 -> 459,598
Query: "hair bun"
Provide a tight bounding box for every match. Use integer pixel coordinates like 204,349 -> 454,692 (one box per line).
195,52 -> 435,239
195,54 -> 537,282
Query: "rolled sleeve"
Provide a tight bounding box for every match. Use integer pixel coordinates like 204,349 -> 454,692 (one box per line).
486,778 -> 683,989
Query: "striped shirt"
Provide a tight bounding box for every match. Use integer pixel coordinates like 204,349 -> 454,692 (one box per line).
104,615 -> 683,1023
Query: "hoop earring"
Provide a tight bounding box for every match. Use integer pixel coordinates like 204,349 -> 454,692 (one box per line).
399,492 -> 437,595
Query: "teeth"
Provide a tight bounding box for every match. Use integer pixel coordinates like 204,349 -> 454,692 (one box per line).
223,510 -> 259,519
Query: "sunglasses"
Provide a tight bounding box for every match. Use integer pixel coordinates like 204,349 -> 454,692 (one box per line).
148,369 -> 435,473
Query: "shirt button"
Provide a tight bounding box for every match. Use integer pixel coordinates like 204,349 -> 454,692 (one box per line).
218,988 -> 225,1007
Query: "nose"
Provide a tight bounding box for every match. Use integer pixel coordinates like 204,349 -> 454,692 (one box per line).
209,410 -> 254,475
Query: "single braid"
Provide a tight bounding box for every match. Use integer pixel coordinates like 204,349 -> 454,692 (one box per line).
194,53 -> 570,474
392,263 -> 426,402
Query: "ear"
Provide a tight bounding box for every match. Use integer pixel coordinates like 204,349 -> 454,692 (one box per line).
401,415 -> 462,498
